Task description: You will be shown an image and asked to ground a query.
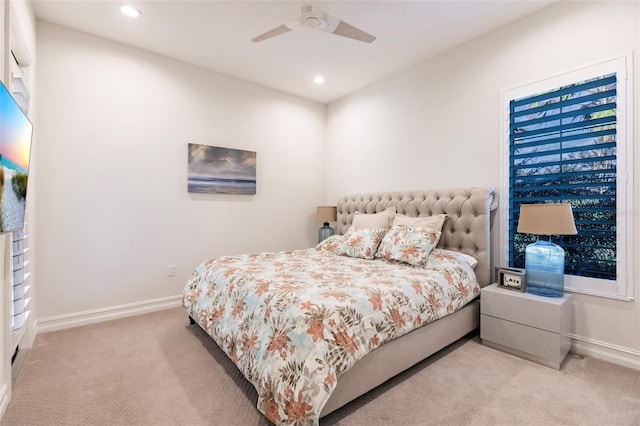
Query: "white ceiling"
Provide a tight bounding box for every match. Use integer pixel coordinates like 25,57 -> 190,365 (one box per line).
32,1 -> 554,104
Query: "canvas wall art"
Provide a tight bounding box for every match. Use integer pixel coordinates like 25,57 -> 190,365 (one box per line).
187,143 -> 257,194
0,81 -> 33,233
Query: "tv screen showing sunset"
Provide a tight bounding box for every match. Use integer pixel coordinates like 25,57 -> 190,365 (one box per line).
0,82 -> 32,233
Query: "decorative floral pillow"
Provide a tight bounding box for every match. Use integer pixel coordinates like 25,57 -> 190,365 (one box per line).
338,227 -> 387,260
315,235 -> 344,255
375,225 -> 441,266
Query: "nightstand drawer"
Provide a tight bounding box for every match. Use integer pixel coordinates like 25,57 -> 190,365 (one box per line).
481,284 -> 569,333
481,315 -> 570,368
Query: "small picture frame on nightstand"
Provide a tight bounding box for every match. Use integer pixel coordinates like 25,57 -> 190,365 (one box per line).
495,267 -> 526,292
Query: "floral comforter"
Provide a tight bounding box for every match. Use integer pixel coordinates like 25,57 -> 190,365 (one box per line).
182,245 -> 480,425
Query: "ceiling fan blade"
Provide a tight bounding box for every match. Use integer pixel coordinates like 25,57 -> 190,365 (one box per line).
251,24 -> 292,43
331,20 -> 376,43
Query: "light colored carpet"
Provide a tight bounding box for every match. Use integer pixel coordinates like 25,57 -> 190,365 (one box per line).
2,307 -> 639,425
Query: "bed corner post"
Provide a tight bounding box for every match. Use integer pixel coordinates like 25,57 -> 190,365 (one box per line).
189,316 -> 195,325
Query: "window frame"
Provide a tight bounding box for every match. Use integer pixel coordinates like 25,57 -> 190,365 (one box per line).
499,54 -> 633,300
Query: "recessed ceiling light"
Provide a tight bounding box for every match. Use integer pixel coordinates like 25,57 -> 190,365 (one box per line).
314,75 -> 325,85
120,5 -> 141,18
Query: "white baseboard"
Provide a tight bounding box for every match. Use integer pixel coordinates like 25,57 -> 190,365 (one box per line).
570,333 -> 640,371
37,295 -> 183,333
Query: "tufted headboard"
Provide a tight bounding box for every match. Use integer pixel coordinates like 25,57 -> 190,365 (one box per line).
336,187 -> 497,287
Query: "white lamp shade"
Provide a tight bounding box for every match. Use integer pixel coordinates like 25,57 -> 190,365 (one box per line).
316,206 -> 337,223
517,203 -> 577,236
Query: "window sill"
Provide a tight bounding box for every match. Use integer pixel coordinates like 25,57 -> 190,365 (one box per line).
564,287 -> 633,301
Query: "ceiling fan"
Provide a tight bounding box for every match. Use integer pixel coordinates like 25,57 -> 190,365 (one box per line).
251,5 -> 376,44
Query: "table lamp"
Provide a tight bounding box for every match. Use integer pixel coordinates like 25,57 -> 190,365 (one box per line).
517,203 -> 577,297
316,206 -> 337,243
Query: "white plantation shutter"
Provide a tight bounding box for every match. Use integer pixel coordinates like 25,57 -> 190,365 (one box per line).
9,54 -> 31,339
12,230 -> 29,330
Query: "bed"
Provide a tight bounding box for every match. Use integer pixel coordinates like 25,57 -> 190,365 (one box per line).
183,187 -> 496,425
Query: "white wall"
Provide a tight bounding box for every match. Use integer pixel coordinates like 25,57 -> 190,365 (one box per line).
326,1 -> 640,368
36,22 -> 326,321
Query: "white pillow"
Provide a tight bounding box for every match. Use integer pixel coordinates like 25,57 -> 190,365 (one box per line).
392,214 -> 447,233
351,206 -> 396,230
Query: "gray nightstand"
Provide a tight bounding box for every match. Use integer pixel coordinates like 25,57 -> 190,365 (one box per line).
480,283 -> 571,369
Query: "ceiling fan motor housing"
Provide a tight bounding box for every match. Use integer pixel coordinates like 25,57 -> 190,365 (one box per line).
301,6 -> 327,29
252,4 -> 375,44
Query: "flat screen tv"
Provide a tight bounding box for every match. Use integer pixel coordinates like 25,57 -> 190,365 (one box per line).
0,80 -> 32,234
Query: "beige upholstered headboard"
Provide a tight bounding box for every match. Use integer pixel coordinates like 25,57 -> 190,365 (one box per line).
337,187 -> 497,287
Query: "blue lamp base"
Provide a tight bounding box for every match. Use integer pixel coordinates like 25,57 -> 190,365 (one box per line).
318,222 -> 335,243
525,240 -> 565,297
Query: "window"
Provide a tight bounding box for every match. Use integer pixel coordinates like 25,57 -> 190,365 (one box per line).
500,55 -> 632,299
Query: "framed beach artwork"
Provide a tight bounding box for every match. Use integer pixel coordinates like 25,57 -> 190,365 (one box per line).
187,143 -> 257,194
